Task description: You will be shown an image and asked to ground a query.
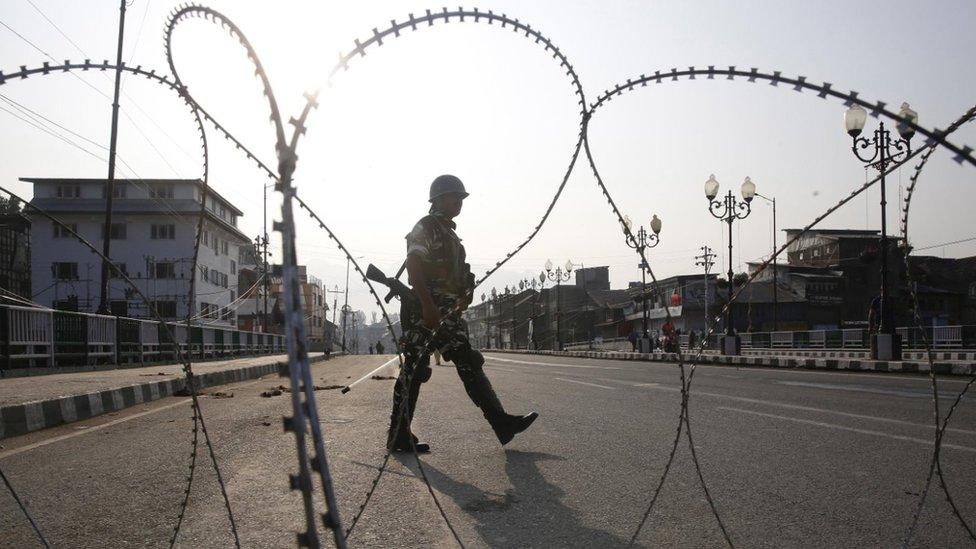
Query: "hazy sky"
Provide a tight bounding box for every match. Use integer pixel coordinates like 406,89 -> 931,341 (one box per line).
2,0 -> 975,319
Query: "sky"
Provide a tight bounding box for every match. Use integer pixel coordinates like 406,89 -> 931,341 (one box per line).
1,0 -> 975,319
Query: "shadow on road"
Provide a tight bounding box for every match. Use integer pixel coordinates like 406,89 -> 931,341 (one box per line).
396,450 -> 642,547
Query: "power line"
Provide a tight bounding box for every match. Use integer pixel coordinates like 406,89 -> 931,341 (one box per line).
914,235 -> 976,251
0,18 -> 52,57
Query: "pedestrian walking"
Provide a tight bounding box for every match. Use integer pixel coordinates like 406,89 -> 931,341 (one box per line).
375,340 -> 385,354
386,175 -> 538,453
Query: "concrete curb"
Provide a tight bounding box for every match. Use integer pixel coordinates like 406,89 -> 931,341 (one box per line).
485,349 -> 976,376
0,354 -> 331,440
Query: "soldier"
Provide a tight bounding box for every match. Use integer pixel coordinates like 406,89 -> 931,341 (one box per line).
387,175 -> 538,453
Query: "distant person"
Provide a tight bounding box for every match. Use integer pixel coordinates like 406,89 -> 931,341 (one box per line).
368,344 -> 374,355
628,330 -> 638,352
433,349 -> 442,366
375,340 -> 385,354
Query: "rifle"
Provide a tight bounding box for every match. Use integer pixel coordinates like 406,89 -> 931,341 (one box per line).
366,264 -> 419,317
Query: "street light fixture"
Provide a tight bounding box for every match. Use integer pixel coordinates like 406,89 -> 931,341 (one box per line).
705,174 -> 755,355
844,102 -> 917,361
623,213 -> 663,353
544,259 -> 573,351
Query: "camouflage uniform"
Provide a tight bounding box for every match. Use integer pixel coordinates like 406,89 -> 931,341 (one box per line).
387,213 -> 509,449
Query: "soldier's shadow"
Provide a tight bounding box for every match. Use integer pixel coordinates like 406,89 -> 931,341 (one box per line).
395,449 -> 641,547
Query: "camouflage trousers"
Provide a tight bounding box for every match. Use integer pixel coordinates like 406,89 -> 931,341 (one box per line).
387,312 -> 507,447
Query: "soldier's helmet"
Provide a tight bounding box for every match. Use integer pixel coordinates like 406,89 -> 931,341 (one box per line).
428,174 -> 469,203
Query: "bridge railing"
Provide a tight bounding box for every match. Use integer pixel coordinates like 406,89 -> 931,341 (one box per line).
0,304 -> 287,372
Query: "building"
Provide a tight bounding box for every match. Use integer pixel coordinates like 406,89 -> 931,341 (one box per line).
0,208 -> 31,304
25,178 -> 249,326
575,266 -> 610,291
241,264 -> 330,350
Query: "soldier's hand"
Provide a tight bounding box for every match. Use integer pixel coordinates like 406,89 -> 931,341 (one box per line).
421,304 -> 442,330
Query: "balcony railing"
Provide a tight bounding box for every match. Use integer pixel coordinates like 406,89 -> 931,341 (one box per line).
1,304 -> 287,372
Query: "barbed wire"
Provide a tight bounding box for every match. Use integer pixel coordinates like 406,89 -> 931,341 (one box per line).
583,67 -> 976,545
0,44 -> 243,545
164,5 -> 345,547
2,4 -> 975,547
0,464 -> 50,548
897,104 -> 976,545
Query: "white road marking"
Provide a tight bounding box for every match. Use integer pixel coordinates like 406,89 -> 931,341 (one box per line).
485,356 -> 621,370
485,366 -> 519,373
776,380 -> 961,399
0,398 -> 191,460
718,406 -> 976,453
0,377 -> 269,459
617,381 -> 976,436
555,377 -> 614,390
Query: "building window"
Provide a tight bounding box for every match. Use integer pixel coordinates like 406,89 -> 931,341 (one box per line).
53,296 -> 79,311
110,300 -> 128,317
53,223 -> 78,238
153,261 -> 176,279
151,300 -> 177,318
149,184 -> 174,199
202,230 -> 209,246
221,241 -> 229,256
230,260 -> 237,274
101,223 -> 127,240
151,224 -> 176,239
200,265 -> 209,283
102,183 -> 127,199
56,185 -> 81,198
109,262 -> 127,278
53,262 -> 79,280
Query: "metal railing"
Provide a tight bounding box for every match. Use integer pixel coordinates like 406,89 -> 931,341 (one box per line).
0,304 -> 287,371
554,325 -> 976,354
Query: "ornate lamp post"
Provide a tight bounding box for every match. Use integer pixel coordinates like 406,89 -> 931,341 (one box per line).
543,259 -> 573,351
622,214 -> 662,352
480,292 -> 488,348
491,287 -> 500,349
844,102 -> 917,361
705,174 -> 755,355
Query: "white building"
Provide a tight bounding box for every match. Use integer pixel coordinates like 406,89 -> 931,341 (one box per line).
25,178 -> 251,327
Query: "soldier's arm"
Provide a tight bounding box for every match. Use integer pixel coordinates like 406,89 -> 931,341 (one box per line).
407,254 -> 440,327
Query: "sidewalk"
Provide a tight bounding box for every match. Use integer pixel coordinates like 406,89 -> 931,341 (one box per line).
487,349 -> 976,376
0,353 -> 332,439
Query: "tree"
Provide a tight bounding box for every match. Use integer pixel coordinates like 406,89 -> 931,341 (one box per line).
0,196 -> 22,215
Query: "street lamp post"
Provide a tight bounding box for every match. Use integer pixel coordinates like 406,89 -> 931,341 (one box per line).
491,287 -> 500,349
844,102 -> 917,361
544,259 -> 573,351
753,192 -> 778,331
622,214 -> 662,353
705,174 -> 756,355
480,293 -> 488,348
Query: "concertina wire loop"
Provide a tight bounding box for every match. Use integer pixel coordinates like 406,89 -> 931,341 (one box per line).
1,4 -> 975,547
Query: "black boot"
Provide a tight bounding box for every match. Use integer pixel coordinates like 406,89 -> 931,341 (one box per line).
387,361 -> 423,452
388,431 -> 431,453
488,411 -> 539,446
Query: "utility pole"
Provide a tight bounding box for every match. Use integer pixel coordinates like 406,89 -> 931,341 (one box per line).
695,245 -> 716,333
326,284 -> 342,348
755,192 -> 778,331
262,185 -> 271,332
97,0 -> 128,314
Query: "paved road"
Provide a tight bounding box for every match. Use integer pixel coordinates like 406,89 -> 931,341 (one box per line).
0,353 -> 973,547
